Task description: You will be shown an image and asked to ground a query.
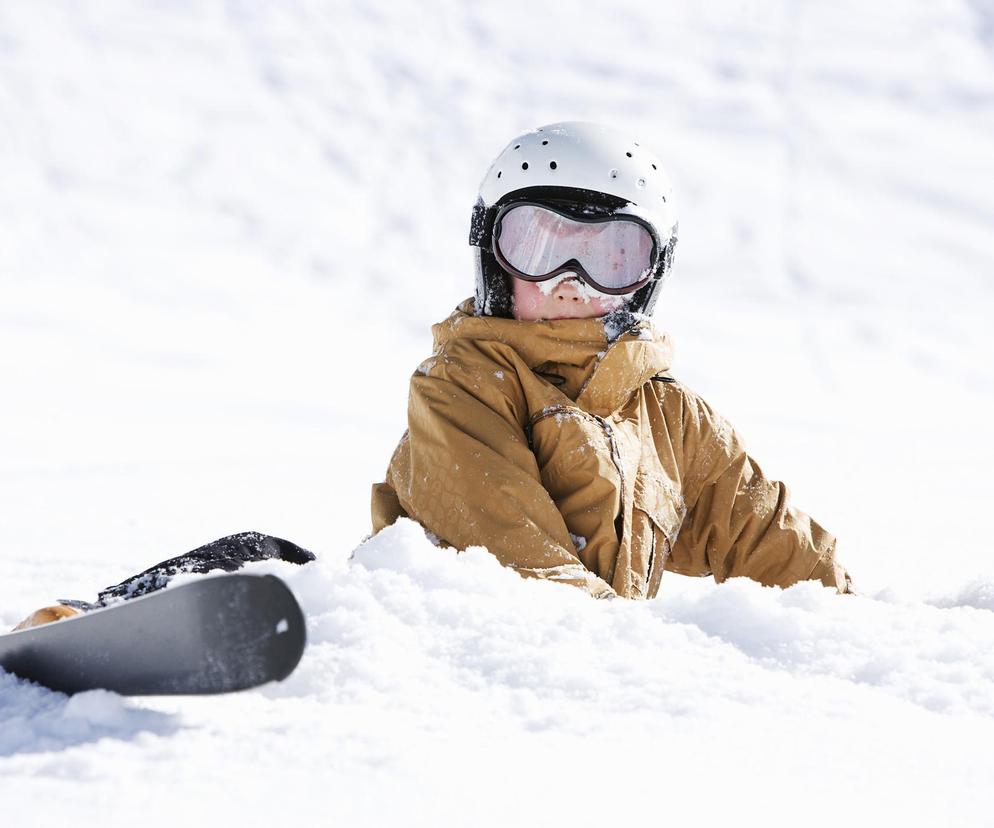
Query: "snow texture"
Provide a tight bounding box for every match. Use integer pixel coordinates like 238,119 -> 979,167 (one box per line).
3,0 -> 994,825
535,271 -> 628,310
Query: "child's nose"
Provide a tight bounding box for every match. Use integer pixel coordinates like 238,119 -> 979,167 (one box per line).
554,274 -> 583,301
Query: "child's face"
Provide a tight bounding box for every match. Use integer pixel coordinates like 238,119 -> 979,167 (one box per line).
511,273 -> 629,321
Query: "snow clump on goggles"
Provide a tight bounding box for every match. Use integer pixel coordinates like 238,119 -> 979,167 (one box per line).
492,202 -> 660,295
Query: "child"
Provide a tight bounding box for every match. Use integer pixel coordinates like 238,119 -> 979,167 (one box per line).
371,121 -> 852,600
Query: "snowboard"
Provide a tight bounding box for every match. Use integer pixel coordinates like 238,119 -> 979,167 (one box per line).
0,573 -> 306,696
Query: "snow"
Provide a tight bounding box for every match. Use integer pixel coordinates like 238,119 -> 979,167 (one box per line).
534,270 -> 628,307
3,0 -> 994,825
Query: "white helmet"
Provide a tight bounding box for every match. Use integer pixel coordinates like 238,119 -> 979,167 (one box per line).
469,121 -> 679,318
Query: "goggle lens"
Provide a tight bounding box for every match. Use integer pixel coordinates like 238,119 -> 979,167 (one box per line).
494,204 -> 656,293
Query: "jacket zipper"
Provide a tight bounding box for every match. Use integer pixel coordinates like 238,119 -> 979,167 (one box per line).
592,413 -> 627,543
645,529 -> 656,595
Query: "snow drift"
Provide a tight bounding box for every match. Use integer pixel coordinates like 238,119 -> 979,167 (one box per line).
3,0 -> 994,825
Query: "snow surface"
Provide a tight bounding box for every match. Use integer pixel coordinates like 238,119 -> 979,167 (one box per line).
3,0 -> 994,825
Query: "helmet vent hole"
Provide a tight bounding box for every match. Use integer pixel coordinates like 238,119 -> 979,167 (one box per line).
497,171 -> 502,178
651,163 -> 657,170
541,140 -> 549,145
609,169 -> 618,179
514,144 -> 521,150
549,161 -> 557,170
521,162 -> 529,170
625,151 -> 633,158
634,141 -> 640,146
661,195 -> 667,202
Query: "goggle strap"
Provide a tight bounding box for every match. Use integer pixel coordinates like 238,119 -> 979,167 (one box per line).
468,200 -> 496,248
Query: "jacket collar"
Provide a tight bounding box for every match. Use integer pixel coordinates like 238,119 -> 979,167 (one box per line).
431,298 -> 673,417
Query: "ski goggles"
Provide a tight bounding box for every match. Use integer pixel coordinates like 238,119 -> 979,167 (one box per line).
492,202 -> 660,295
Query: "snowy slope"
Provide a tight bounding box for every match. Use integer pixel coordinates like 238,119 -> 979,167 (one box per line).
2,1 -> 994,825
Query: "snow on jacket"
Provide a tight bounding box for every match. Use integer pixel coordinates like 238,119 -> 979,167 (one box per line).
371,298 -> 851,600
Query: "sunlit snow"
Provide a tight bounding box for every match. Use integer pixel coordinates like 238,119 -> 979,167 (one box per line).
2,1 -> 994,825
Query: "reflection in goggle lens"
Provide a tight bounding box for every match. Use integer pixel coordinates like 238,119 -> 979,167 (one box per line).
495,204 -> 656,291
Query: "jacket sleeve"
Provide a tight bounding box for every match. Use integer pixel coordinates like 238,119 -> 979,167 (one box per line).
667,387 -> 852,593
371,339 -> 617,600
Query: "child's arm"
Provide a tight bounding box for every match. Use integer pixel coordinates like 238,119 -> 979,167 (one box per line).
372,339 -> 617,600
666,385 -> 852,593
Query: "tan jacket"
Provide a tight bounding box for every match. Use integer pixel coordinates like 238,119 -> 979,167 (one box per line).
371,299 -> 851,600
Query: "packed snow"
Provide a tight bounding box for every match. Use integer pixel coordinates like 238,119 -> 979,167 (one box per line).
3,0 -> 994,825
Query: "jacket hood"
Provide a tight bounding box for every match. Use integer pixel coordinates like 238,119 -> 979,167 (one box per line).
430,298 -> 674,417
